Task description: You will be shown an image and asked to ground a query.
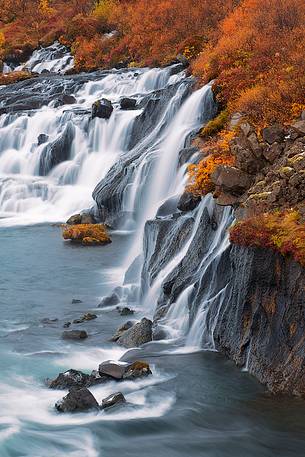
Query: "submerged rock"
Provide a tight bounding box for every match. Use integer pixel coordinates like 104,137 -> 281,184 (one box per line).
116,306 -> 135,316
98,292 -> 120,308
40,318 -> 58,325
62,330 -> 88,340
71,298 -> 83,304
116,318 -> 153,348
100,392 -> 126,410
55,387 -> 99,413
92,98 -> 113,119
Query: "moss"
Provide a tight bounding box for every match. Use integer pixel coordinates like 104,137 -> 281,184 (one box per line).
62,224 -> 111,245
199,110 -> 229,138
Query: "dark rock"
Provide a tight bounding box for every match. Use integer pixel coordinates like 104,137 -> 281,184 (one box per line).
37,133 -> 49,145
63,322 -> 71,328
61,94 -> 76,105
92,98 -> 113,120
117,306 -> 135,316
116,317 -> 153,348
177,192 -> 201,212
62,330 -> 88,340
55,387 -> 99,413
41,318 -> 58,325
66,213 -> 95,225
120,97 -> 137,110
263,142 -> 283,163
110,321 -> 135,342
73,313 -> 97,324
211,166 -> 253,195
176,54 -> 189,67
100,392 -> 126,410
72,298 -> 83,304
178,146 -> 200,167
292,120 -> 305,135
262,125 -> 285,144
47,369 -> 90,389
98,292 -> 120,308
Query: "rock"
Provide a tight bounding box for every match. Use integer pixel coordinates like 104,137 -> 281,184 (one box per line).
177,192 -> 201,212
37,133 -> 49,145
215,192 -> 241,206
263,142 -> 283,163
62,330 -> 88,340
176,53 -> 189,67
47,369 -> 90,389
72,298 -> 83,304
292,120 -> 305,135
229,112 -> 244,129
120,97 -> 137,110
73,313 -> 97,324
66,213 -> 95,225
178,146 -> 200,167
63,322 -> 71,328
92,98 -> 113,120
262,125 -> 285,144
41,318 -> 58,325
98,292 -> 120,308
116,317 -> 153,348
211,166 -> 253,195
100,392 -> 126,410
61,94 -> 76,105
99,360 -> 131,379
117,306 -> 135,316
99,359 -> 152,380
110,321 -> 135,342
55,387 -> 99,413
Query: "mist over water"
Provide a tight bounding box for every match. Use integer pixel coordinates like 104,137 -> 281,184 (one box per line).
1,45 -> 305,457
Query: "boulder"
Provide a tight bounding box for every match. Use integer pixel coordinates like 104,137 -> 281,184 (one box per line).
120,97 -> 137,110
47,369 -> 90,389
110,320 -> 135,342
211,166 -> 253,195
37,133 -> 49,145
66,213 -> 95,225
263,142 -> 283,163
292,120 -> 305,135
71,298 -> 83,304
117,307 -> 135,316
92,98 -> 113,120
177,192 -> 201,212
262,125 -> 285,144
98,292 -> 120,308
73,313 -> 97,324
61,94 -> 76,105
99,359 -> 152,380
100,392 -> 126,410
116,317 -> 153,348
62,330 -> 88,340
63,322 -> 71,328
55,387 -> 99,413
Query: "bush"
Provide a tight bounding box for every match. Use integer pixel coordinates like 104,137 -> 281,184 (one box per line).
229,210 -> 305,267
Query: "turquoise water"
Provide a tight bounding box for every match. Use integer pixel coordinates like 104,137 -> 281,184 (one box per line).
1,225 -> 305,457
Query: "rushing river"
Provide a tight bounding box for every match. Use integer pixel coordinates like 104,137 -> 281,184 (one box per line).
1,44 -> 305,457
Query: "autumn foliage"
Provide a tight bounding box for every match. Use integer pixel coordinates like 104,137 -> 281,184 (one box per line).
229,210 -> 305,267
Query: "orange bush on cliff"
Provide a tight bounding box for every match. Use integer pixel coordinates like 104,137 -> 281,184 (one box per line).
192,0 -> 305,126
62,223 -> 111,245
230,210 -> 305,267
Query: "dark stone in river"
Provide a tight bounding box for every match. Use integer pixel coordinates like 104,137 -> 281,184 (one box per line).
92,98 -> 113,120
71,298 -> 83,304
98,292 -> 120,308
110,320 -> 135,342
116,306 -> 135,316
100,392 -> 126,410
116,317 -> 153,348
99,360 -> 152,380
62,330 -> 88,340
177,192 -> 201,212
47,368 -> 111,389
37,133 -> 49,145
120,97 -> 137,110
55,387 -> 99,413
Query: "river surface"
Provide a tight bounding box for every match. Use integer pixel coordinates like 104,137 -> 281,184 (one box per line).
1,225 -> 305,457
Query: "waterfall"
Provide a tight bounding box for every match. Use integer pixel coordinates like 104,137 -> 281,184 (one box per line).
0,42 -> 233,354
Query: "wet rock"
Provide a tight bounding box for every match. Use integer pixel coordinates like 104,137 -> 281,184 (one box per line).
177,192 -> 201,212
63,322 -> 71,328
262,125 -> 285,144
71,298 -> 83,304
100,392 -> 126,410
41,318 -> 58,325
178,146 -> 200,167
99,359 -> 152,380
60,94 -> 76,105
55,387 -> 99,413
110,321 -> 135,342
120,97 -> 137,110
116,306 -> 135,316
66,213 -> 95,225
98,292 -> 120,308
47,369 -> 90,389
73,313 -> 97,324
116,317 -> 153,348
62,330 -> 88,340
37,133 -> 49,145
92,98 -> 113,120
